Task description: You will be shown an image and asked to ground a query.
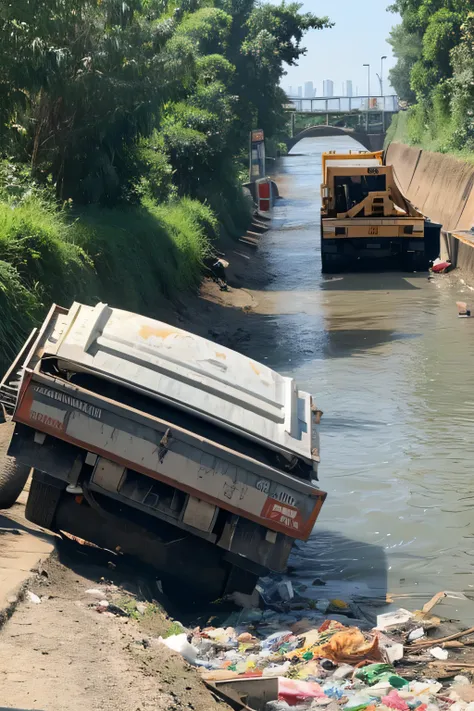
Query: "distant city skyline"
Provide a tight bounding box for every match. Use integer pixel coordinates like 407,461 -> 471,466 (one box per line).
287,76 -> 387,98
322,79 -> 334,97
287,78 -> 360,98
273,0 -> 398,96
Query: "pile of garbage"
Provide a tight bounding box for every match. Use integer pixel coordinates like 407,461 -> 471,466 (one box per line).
160,586 -> 474,711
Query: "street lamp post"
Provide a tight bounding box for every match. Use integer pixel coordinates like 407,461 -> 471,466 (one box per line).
380,55 -> 387,96
380,55 -> 387,128
363,63 -> 370,99
363,63 -> 370,131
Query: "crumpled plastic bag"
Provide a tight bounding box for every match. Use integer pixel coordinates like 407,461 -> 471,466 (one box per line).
312,627 -> 381,664
355,663 -> 393,685
354,663 -> 407,690
294,660 -> 322,680
381,690 -> 409,711
285,629 -> 321,660
160,633 -> 199,664
278,678 -> 326,705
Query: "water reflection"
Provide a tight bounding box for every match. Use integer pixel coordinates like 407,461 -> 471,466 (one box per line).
249,136 -> 474,614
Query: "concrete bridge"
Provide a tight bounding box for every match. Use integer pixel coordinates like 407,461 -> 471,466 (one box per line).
284,94 -> 399,152
285,124 -> 386,153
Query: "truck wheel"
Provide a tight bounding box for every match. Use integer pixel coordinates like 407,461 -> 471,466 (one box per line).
405,252 -> 428,272
0,422 -> 30,509
25,471 -> 63,530
321,252 -> 342,274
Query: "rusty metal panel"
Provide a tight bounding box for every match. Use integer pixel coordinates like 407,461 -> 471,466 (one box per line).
40,303 -> 314,462
15,376 -> 326,540
92,458 -> 125,492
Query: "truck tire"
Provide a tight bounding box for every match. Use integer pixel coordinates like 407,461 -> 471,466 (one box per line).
25,471 -> 63,530
321,251 -> 342,274
0,422 -> 30,509
404,252 -> 428,273
321,250 -> 332,274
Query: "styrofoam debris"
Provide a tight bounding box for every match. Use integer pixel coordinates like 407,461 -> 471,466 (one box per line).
407,627 -> 425,642
384,642 -> 404,664
429,646 -> 449,660
332,664 -> 355,679
160,633 -> 199,664
26,591 -> 41,604
376,608 -> 413,631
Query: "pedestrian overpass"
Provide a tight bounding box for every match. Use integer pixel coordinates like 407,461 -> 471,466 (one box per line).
284,95 -> 399,152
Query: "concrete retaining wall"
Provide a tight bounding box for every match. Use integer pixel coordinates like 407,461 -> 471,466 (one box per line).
386,142 -> 474,278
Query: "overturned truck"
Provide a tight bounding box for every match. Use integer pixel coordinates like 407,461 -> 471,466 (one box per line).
0,303 -> 326,598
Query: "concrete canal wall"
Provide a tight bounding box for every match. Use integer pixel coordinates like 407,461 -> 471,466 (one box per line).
386,142 -> 474,280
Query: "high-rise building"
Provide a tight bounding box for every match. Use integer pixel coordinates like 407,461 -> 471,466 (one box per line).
346,80 -> 353,97
297,86 -> 303,97
288,86 -> 294,97
304,81 -> 314,98
323,80 -> 334,97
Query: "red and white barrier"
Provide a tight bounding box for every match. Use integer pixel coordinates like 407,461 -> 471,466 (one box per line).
256,178 -> 272,213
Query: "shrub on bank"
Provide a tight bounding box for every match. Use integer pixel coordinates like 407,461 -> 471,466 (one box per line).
73,198 -> 214,313
0,193 -> 216,375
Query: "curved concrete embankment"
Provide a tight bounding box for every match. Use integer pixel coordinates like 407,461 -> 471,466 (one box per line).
386,142 -> 474,277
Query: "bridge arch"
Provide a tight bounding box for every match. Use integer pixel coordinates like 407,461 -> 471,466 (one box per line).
286,125 -> 384,153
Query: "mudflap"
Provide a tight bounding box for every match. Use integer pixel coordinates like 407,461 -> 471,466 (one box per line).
25,470 -> 65,530
424,220 -> 442,263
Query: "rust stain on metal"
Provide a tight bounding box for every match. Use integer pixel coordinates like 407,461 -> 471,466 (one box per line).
215,352 -> 227,360
139,325 -> 177,340
250,361 -> 260,376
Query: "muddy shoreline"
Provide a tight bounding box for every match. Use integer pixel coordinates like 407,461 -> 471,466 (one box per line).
179,223 -> 272,347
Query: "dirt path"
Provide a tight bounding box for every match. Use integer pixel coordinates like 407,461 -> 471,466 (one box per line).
0,486 -> 55,618
0,547 -> 230,711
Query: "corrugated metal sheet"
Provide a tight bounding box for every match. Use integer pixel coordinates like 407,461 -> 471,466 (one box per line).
46,303 -> 314,461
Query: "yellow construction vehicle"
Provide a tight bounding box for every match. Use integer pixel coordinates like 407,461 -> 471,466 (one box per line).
320,150 -> 440,273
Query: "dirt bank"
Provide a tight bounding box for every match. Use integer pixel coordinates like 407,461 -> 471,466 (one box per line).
169,218 -> 272,347
0,539 -> 235,711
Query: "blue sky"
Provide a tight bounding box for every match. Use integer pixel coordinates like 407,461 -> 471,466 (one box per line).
272,0 -> 401,97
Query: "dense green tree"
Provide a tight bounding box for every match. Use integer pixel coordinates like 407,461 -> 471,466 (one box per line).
0,0 -> 329,206
388,0 -> 470,101
388,1 -> 474,153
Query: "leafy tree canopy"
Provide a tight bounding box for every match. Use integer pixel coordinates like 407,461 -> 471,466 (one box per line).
388,0 -> 474,153
0,0 -> 330,205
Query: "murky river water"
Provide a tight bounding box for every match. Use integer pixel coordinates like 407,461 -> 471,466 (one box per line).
243,136 -> 474,618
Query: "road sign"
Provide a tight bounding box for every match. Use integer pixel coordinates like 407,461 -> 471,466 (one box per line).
249,129 -> 265,182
